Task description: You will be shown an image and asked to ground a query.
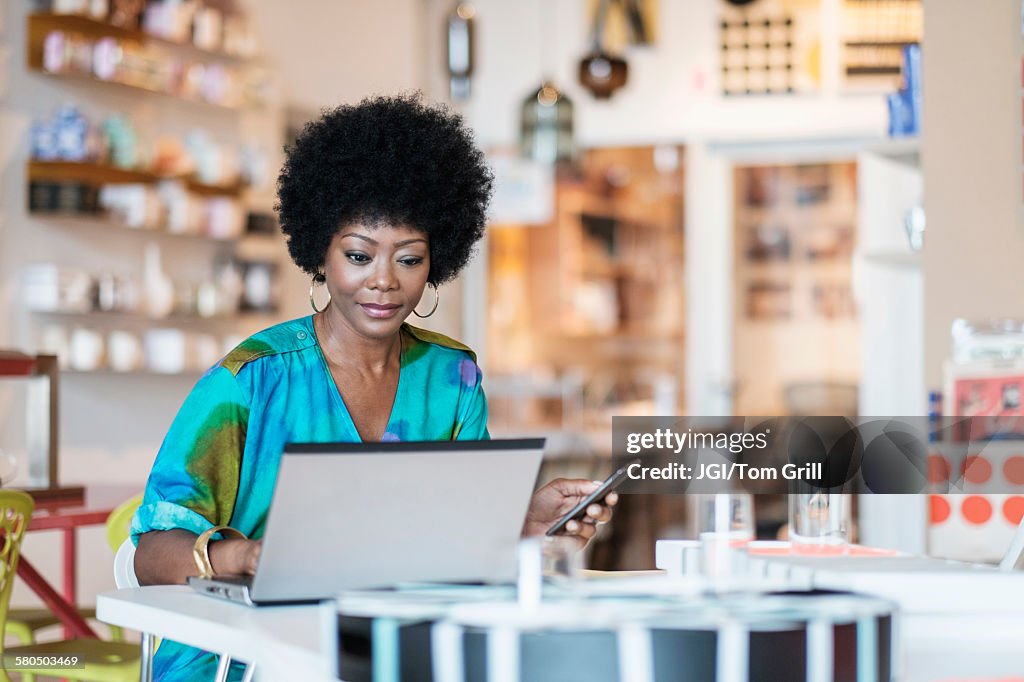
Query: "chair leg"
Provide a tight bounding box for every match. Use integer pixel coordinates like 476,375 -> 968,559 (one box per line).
241,663 -> 256,682
213,654 -> 231,682
140,630 -> 155,682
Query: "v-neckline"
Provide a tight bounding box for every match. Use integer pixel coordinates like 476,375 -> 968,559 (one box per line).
309,315 -> 405,443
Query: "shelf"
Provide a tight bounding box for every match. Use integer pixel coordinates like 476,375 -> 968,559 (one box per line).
28,12 -> 257,65
30,309 -> 245,324
29,68 -> 256,111
859,250 -> 922,268
28,161 -> 245,197
558,332 -> 683,344
744,259 -> 855,270
30,212 -> 244,244
845,66 -> 902,76
62,368 -> 204,377
844,40 -> 919,48
863,137 -> 920,169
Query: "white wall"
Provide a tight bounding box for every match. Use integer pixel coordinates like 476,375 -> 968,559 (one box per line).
248,0 -> 425,113
922,0 -> 1024,388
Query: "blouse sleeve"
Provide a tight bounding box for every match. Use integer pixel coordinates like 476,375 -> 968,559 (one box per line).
454,357 -> 490,440
131,365 -> 250,544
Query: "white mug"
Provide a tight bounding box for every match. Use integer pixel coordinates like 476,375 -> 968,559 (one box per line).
69,327 -> 105,372
108,330 -> 143,372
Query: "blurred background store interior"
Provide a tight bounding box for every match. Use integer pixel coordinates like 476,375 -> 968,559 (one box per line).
2,0 -> 1023,610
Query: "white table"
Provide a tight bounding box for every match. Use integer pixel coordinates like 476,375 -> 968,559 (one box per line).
96,586 -> 337,682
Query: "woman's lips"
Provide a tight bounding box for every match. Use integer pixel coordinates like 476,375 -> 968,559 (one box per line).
359,303 -> 402,319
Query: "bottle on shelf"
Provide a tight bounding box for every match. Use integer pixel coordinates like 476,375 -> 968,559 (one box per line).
142,242 -> 174,318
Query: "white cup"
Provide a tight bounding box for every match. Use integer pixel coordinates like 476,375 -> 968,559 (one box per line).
69,327 -> 105,371
145,328 -> 186,374
108,330 -> 143,372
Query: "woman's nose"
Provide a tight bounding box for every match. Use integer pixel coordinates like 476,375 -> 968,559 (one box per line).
367,261 -> 398,290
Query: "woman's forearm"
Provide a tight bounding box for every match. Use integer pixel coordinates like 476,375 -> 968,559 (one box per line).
134,529 -> 252,585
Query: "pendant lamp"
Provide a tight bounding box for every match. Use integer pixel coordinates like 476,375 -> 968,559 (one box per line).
519,3 -> 574,164
445,3 -> 476,100
520,81 -> 574,164
578,0 -> 629,99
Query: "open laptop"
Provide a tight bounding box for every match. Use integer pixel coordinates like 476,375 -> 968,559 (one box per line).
188,438 -> 545,605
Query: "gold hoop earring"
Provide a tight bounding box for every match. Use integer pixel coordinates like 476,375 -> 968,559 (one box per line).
309,272 -> 330,314
413,283 -> 439,318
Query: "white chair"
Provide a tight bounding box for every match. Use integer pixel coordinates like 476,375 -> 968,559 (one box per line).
114,539 -> 255,682
113,539 -> 140,590
113,539 -> 153,682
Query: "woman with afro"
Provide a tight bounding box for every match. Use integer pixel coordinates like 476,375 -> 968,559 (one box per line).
130,94 -> 616,680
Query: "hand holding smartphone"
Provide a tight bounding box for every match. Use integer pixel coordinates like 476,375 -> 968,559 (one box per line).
545,460 -> 636,537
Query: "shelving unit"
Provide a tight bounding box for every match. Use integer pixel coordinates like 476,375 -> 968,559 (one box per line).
25,12 -> 269,110
839,0 -> 922,90
732,161 -> 860,416
486,146 -> 686,457
18,7 -> 284,382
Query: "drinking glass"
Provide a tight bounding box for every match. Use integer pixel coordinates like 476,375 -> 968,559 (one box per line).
789,492 -> 851,551
695,494 -> 754,576
542,535 -> 583,581
694,493 -> 755,542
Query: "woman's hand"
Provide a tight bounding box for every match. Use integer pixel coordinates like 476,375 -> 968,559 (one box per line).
521,478 -> 617,551
209,538 -> 262,576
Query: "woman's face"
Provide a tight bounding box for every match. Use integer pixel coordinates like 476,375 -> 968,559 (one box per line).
321,223 -> 430,340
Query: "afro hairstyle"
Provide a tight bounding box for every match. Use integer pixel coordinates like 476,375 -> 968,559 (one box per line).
276,93 -> 493,286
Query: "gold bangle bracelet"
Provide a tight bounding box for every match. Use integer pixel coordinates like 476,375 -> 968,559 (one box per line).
192,525 -> 248,579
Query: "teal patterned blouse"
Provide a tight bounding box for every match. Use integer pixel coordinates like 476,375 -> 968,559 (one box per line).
131,315 -> 488,681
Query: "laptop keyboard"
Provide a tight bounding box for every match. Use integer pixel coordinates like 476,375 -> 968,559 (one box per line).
212,574 -> 253,586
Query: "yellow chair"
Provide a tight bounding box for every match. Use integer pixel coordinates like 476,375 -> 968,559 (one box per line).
3,493 -> 143,646
0,490 -> 140,682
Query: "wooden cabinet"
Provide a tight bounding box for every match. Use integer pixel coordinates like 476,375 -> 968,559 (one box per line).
732,160 -> 860,416
487,146 -> 685,454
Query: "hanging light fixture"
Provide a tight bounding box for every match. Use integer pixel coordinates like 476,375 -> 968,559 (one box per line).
445,3 -> 476,100
578,0 -> 629,99
520,82 -> 574,164
519,2 -> 574,164
578,52 -> 628,99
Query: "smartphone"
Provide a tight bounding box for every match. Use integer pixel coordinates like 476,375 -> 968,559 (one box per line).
545,460 -> 637,537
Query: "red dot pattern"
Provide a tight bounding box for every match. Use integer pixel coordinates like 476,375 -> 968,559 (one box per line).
928,454 -> 950,484
962,496 -> 993,525
1005,456 -> 1024,486
929,495 -> 951,525
961,455 -> 992,484
1004,496 -> 1024,525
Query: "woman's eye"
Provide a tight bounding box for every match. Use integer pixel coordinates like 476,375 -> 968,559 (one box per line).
399,257 -> 424,266
345,253 -> 370,264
